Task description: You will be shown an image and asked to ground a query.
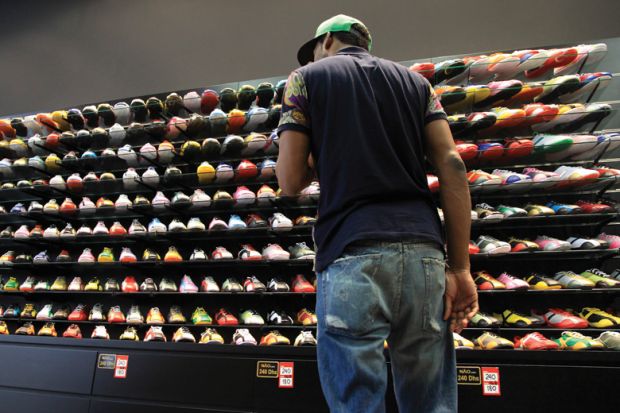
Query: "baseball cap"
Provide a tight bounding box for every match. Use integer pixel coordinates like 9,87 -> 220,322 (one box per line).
297,14 -> 372,66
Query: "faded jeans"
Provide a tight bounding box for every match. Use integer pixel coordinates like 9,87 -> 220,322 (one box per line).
316,241 -> 457,413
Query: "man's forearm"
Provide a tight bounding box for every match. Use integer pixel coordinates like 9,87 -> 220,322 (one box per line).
437,156 -> 471,270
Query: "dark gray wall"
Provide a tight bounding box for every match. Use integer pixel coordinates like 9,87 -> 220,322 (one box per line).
1,0 -> 619,116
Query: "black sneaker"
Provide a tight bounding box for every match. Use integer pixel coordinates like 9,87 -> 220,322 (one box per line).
104,278 -> 120,292
267,278 -> 290,292
140,278 -> 158,292
164,166 -> 183,184
267,310 -> 294,325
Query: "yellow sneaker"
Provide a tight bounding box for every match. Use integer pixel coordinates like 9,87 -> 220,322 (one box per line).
453,332 -> 474,350
50,276 -> 67,291
199,328 -> 224,344
197,161 -> 216,184
579,307 -> 620,328
260,330 -> 291,346
474,332 -> 514,349
84,277 -> 102,291
97,247 -> 115,263
37,322 -> 57,337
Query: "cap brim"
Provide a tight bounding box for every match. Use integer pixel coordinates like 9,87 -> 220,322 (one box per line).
297,37 -> 320,66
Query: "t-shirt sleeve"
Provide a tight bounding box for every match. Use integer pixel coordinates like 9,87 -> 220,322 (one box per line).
423,79 -> 448,124
277,70 -> 311,135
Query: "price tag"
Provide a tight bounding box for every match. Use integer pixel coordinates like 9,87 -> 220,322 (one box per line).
114,355 -> 129,379
278,362 -> 294,389
481,367 -> 500,396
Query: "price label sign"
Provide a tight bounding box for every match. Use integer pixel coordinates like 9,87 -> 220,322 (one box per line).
114,355 -> 129,379
278,362 -> 294,389
481,367 -> 500,396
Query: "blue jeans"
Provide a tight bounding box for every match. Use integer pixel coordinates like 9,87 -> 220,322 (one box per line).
316,241 -> 456,413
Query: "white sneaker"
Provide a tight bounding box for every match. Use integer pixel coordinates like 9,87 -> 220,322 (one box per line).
49,175 -> 66,191
215,163 -> 234,183
118,144 -> 138,167
68,276 -> 83,291
566,237 -> 601,250
123,168 -> 140,190
201,276 -> 220,292
187,217 -> 206,231
128,219 -> 147,236
475,235 -> 511,254
148,218 -> 167,234
190,248 -> 208,261
152,191 -> 170,210
126,305 -> 144,324
269,213 -> 293,232
140,142 -> 157,164
36,303 -> 53,320
43,225 -> 60,238
115,194 -> 132,210
212,246 -> 233,260
298,181 -> 320,204
28,201 -> 43,214
189,189 -> 211,209
79,197 -> 96,215
60,224 -> 76,238
76,225 -> 93,236
232,328 -> 257,345
78,248 -> 96,263
109,122 -> 127,144
168,219 -> 187,232
91,325 -> 110,340
262,244 -> 290,260
119,247 -> 137,262
142,167 -> 160,186
93,221 -> 109,235
208,217 -> 228,231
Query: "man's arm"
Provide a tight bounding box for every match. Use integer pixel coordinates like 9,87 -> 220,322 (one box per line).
276,130 -> 314,196
424,119 -> 478,331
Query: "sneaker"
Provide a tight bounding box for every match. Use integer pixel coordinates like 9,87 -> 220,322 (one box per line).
268,278 -> 290,292
78,248 -> 96,263
89,304 -> 105,321
294,215 -> 317,226
93,221 -> 109,236
475,235 -> 511,254
554,331 -> 604,351
29,224 -> 44,238
222,278 -> 243,292
159,278 -> 177,292
146,307 -> 166,324
151,191 -> 170,210
297,308 -> 318,326
97,247 -> 115,263
258,159 -> 277,180
232,328 -> 257,345
51,276 -> 67,291
121,276 -> 139,292
180,275 -> 199,293
187,217 -> 206,231
60,224 -> 76,238
168,219 -> 187,232
0,227 -> 13,239
299,181 -> 320,204
525,273 -> 563,290
215,308 -> 239,325
115,194 -> 132,210
453,332 -> 475,350
213,190 -> 234,207
509,238 -> 540,252
535,236 -> 571,251
200,328 -> 224,344
191,307 -> 212,325
289,242 -> 315,260
173,327 -> 196,343
246,214 -> 269,228
14,253 -> 31,264
525,204 -> 555,216
168,306 -> 186,324
108,306 -> 126,323
546,201 -> 582,215
141,167 -> 160,186
33,250 -> 50,264
294,331 -> 317,346
597,233 -> 620,249
62,324 -> 82,339
197,161 -> 216,184
579,307 -> 620,328
133,195 -> 151,210
580,269 -> 620,288
212,246 -> 233,260
256,185 -> 277,206
575,200 -> 614,214
553,271 -> 595,289
200,276 -> 220,292
267,310 -> 294,325
17,276 -> 35,292
85,277 -> 103,291
598,331 -> 620,350
138,277 -> 157,292
76,225 -> 93,237
32,279 -> 49,292
243,276 -> 266,292
119,247 -> 137,263
233,186 -> 256,206
494,309 -> 535,327
171,192 -> 191,208
144,326 -> 167,342
68,304 -> 88,321
104,278 -> 120,292
215,163 -> 235,183
0,251 -> 14,266
119,326 -> 140,341
292,274 -> 315,293
14,225 -> 30,239
109,222 -> 127,236
67,277 -> 84,291
208,217 -> 229,232
514,332 -> 559,350
236,160 -> 258,180
496,273 -> 529,290
260,330 -> 291,346
228,215 -> 247,230
79,197 -> 96,214
143,248 -> 161,262
59,198 -> 77,215
96,197 -> 115,210
543,308 -> 588,329
148,218 -> 167,234
567,237 -> 602,250
190,189 -> 211,209
262,244 -> 290,260
239,244 -> 262,260
2,304 -> 19,317
120,305 -> 142,325
189,248 -> 208,261
20,303 -> 37,318
164,246 -> 183,262
469,312 -> 501,327
15,323 -> 35,336
43,199 -> 59,214
474,203 -> 504,220
270,213 -> 293,231
128,219 -> 147,236
473,271 -> 506,290
474,332 -> 514,349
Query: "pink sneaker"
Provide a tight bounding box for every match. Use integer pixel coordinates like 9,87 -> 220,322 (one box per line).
212,247 -> 233,260
522,168 -> 561,189
179,275 -> 199,293
496,272 -> 529,290
535,235 -> 571,251
233,186 -> 256,206
262,244 -> 290,260
598,233 -> 620,249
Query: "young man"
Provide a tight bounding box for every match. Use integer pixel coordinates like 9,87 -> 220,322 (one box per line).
276,15 -> 478,413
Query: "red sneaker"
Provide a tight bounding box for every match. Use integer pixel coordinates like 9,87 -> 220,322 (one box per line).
59,198 -> 78,215
238,244 -> 262,261
292,274 -> 315,293
62,324 -> 82,339
68,304 -> 88,321
427,174 -> 439,193
543,308 -> 588,329
108,306 -> 126,323
575,200 -> 614,214
469,242 -> 480,255
504,138 -> 534,159
514,332 -> 559,350
455,141 -> 478,162
236,160 -> 258,180
122,276 -> 139,293
215,308 -> 238,326
110,222 -> 128,236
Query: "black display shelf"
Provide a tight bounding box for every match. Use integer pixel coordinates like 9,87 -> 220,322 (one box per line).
0,291 -> 316,297
462,327 -> 619,334
477,287 -> 620,295
0,259 -> 314,270
471,212 -> 618,230
470,248 -> 619,261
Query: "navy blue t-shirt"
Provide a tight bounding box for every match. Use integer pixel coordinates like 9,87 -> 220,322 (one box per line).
277,46 -> 447,272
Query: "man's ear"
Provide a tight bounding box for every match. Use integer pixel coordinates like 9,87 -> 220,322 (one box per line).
324,33 -> 334,51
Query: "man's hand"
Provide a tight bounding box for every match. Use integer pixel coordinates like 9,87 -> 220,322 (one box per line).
444,269 -> 478,333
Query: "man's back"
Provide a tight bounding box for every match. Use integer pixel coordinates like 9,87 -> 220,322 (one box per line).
288,47 -> 446,271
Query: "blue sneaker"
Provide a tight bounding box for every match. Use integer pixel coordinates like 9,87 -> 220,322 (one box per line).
148,218 -> 167,234
228,215 -> 247,230
33,250 -> 50,264
258,159 -> 276,180
546,201 -> 583,215
10,203 -> 26,215
80,150 -> 97,160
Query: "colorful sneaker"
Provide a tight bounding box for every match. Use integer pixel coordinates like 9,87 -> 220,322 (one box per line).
473,271 -> 506,290
469,312 -> 501,327
294,330 -> 318,346
580,269 -> 620,288
200,276 -> 220,292
543,308 -> 589,329
535,236 -> 571,251
597,233 -> 620,249
269,213 -> 293,232
164,246 -> 183,262
15,323 -> 35,336
238,244 -> 262,260
68,304 -> 88,321
67,277 -> 84,291
514,332 -> 559,350
297,308 -> 318,326
97,247 -> 115,263
496,205 -> 527,218
84,277 -> 103,291
51,276 -> 67,291
268,310 -> 294,324
147,218 -> 167,234
246,214 -> 269,228
567,237 -> 602,250
215,308 -> 238,325
191,307 -> 212,325
256,185 -> 277,206
233,186 -> 256,206
222,278 -> 243,292
62,324 -> 82,339
122,276 -> 139,292
525,273 -> 563,290
173,327 -> 196,343
243,276 -> 266,292
554,331 -> 604,350
509,238 -> 540,252
579,307 -> 620,328
260,331 -> 291,346
289,242 -> 316,260
553,271 -> 595,289
142,248 -> 161,262
144,326 -> 167,342
19,276 -> 36,292
496,273 -> 529,290
476,235 -> 511,254
453,332 -> 475,350
146,307 -> 166,324
200,328 -> 224,344
494,309 -> 535,327
525,204 -> 555,217
474,203 -> 504,220
108,306 -> 126,323
474,332 -> 514,349
212,246 -> 233,260
168,306 -> 186,324
232,328 -> 257,345
120,327 -> 140,341
126,306 -> 144,324
159,278 -> 178,292
228,215 -> 247,230
208,217 -> 229,232
546,201 -> 583,215
78,248 -> 96,264
180,275 -> 199,293
292,274 -> 316,293
119,247 -> 137,263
